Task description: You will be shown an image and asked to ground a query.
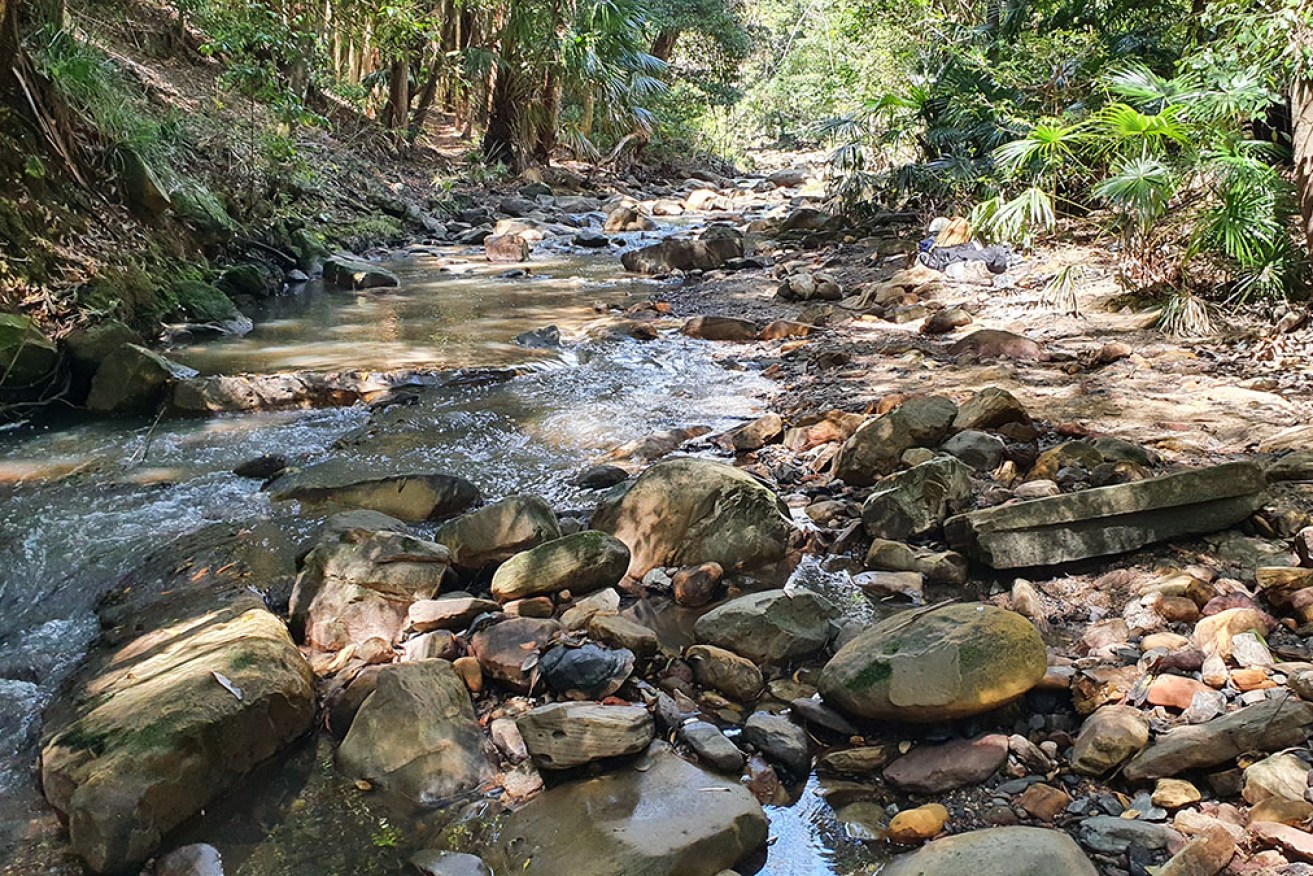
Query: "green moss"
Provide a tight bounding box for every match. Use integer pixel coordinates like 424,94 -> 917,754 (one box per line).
331,215 -> 405,252
846,659 -> 891,690
174,279 -> 239,322
229,651 -> 259,672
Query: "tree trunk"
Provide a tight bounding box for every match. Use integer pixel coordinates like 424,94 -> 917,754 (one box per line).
1294,76 -> 1313,257
408,50 -> 443,142
531,66 -> 559,165
384,56 -> 409,133
650,28 -> 679,61
483,63 -> 518,168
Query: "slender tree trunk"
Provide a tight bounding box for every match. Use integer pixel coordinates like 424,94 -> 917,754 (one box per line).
532,65 -> 559,164
580,90 -> 594,138
408,50 -> 443,142
650,27 -> 679,61
384,55 -> 408,133
1293,76 -> 1313,257
483,63 -> 518,168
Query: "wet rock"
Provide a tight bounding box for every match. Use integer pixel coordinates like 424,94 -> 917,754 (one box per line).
1123,696 -> 1313,781
941,430 -> 1005,470
947,329 -> 1045,362
881,826 -> 1097,875
832,395 -> 958,486
468,617 -> 561,691
621,236 -> 742,274
490,531 -> 630,601
290,529 -> 450,653
323,255 -> 400,289
862,456 -> 975,541
693,588 -> 837,665
945,461 -> 1268,569
819,603 -> 1046,722
87,344 -> 198,414
518,702 -> 654,770
884,734 -> 1009,793
723,414 -> 785,453
1242,752 -> 1312,804
854,570 -> 923,602
410,849 -> 491,876
495,743 -> 768,875
593,457 -> 794,579
0,313 -> 59,389
686,644 -> 763,701
170,370 -> 422,415
539,643 -> 635,699
337,660 -> 492,807
865,539 -> 968,586
682,315 -> 759,342
679,720 -> 745,773
233,454 -> 288,480
888,803 -> 949,844
742,711 -> 810,776
434,495 -> 561,571
589,614 -> 659,659
407,596 -> 500,633
40,596 -> 314,873
149,843 -> 224,876
572,464 -> 630,490
268,460 -> 481,521
672,562 -> 724,607
485,234 -> 531,262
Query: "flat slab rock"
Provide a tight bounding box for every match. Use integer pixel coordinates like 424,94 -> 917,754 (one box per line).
880,826 -> 1097,876
493,743 -> 768,875
517,702 -> 654,770
945,461 -> 1267,569
267,459 -> 481,521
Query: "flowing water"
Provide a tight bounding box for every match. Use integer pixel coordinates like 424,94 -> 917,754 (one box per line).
0,237 -> 886,875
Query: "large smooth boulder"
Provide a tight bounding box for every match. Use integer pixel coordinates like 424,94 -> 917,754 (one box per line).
0,312 -> 59,389
945,462 -> 1267,569
517,702 -> 654,770
323,255 -> 399,289
494,744 -> 768,875
267,459 -> 481,520
490,531 -> 629,601
818,603 -> 1046,722
434,495 -> 561,572
289,529 -> 450,653
336,660 -> 492,807
40,596 -> 314,873
861,456 -> 974,541
87,344 -> 198,414
620,235 -> 742,274
693,589 -> 837,665
832,396 -> 958,486
592,457 -> 794,579
880,826 -> 1098,876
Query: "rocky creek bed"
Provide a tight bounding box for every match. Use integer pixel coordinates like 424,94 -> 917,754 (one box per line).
4,172 -> 1313,876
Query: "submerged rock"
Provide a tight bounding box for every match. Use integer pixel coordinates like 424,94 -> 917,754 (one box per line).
593,457 -> 794,579
323,255 -> 400,289
693,588 -> 837,665
945,461 -> 1268,569
881,826 -> 1097,876
267,460 -> 481,520
620,234 -> 743,274
818,603 -> 1046,722
336,660 -> 492,807
494,744 -> 768,875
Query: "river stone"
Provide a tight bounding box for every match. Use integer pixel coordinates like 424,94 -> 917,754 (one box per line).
832,395 -> 958,486
1123,696 -> 1313,782
468,617 -> 561,692
679,721 -> 745,773
434,495 -> 561,571
621,236 -> 742,274
865,539 -> 968,586
883,734 -> 1008,793
1242,752 -> 1313,804
953,387 -> 1030,431
693,589 -> 838,665
517,702 -> 654,769
742,711 -> 811,776
1070,705 -> 1150,776
818,604 -> 1046,722
337,660 -> 492,807
0,312 -> 59,388
289,529 -> 450,653
40,596 -> 314,873
682,315 -> 759,342
686,644 -> 764,701
593,457 -> 794,579
881,826 -> 1096,876
267,460 -> 481,520
538,643 -> 635,700
323,255 -> 400,289
149,843 -> 224,876
1078,816 -> 1183,854
941,430 -> 1005,471
495,743 -> 768,875
411,849 -> 491,876
406,596 -> 500,633
945,461 -> 1268,569
87,343 -> 198,414
861,456 -> 975,541
490,530 -> 629,601
589,614 -> 659,658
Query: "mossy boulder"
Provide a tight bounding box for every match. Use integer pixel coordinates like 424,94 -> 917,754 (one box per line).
434,495 -> 562,572
818,603 -> 1047,722
491,530 -> 630,602
0,312 -> 59,389
693,589 -> 838,665
592,457 -> 794,579
173,279 -> 240,323
217,263 -> 277,298
323,255 -> 400,290
86,343 -> 198,414
118,147 -> 171,217
170,182 -> 234,234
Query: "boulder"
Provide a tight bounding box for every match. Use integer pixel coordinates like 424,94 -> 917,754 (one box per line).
323,255 -> 400,290
682,315 -> 759,342
862,456 -> 975,541
1123,696 -> 1313,782
941,430 -> 1005,471
40,596 -> 314,873
434,495 -> 561,571
741,711 -> 810,776
490,530 -> 629,601
592,457 -> 794,579
289,529 -> 451,653
410,850 -> 491,876
603,206 -> 655,233
87,344 -> 198,414
818,603 -> 1046,722
468,618 -> 561,691
767,168 -> 808,188
517,702 -> 654,769
538,642 -> 635,699
494,744 -> 768,875
947,330 -> 1044,361
693,589 -> 838,665
832,395 -> 958,486
880,826 -> 1097,876
0,312 -> 59,389
686,644 -> 764,701
723,414 -> 785,453
336,660 -> 492,807
679,721 -> 745,773
953,387 -> 1029,431
1070,705 -> 1150,776
267,460 -> 481,520
485,234 -> 530,262
884,734 -> 1009,793
945,462 -> 1268,569
621,236 -> 742,274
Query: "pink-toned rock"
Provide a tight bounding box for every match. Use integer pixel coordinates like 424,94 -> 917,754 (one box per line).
1148,675 -> 1214,711
1251,821 -> 1313,862
884,734 -> 1009,794
1192,608 -> 1273,658
1158,826 -> 1235,876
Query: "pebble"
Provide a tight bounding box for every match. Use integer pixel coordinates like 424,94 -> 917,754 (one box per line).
887,803 -> 949,844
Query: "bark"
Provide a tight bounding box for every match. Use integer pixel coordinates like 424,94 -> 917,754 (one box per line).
650,28 -> 679,61
483,62 -> 518,169
531,65 -> 559,165
384,56 -> 409,133
408,50 -> 443,142
1294,75 -> 1313,257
